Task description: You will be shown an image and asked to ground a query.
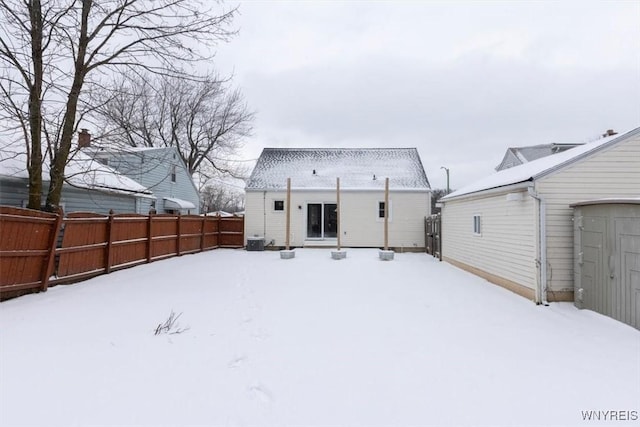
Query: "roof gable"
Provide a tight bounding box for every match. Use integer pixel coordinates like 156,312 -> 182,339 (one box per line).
495,143 -> 585,171
444,127 -> 639,200
246,148 -> 430,190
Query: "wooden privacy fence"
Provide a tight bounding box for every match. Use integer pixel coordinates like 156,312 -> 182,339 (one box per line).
0,206 -> 244,300
425,214 -> 442,261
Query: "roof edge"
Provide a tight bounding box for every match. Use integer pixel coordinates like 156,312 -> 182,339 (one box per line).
534,127 -> 640,181
441,181 -> 532,202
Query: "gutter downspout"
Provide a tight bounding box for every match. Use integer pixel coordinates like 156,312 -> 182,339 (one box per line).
528,184 -> 549,305
263,191 -> 267,238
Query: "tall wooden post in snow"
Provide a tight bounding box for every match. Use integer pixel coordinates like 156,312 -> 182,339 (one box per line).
384,177 -> 389,250
331,177 -> 347,259
280,177 -> 295,259
336,177 -> 341,251
285,177 -> 291,251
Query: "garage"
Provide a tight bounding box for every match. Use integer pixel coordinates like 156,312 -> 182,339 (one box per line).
572,199 -> 640,329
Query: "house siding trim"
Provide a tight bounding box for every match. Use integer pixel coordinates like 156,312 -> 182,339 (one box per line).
444,256 -> 535,300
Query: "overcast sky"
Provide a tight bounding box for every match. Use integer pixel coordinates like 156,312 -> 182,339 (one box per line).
213,1 -> 640,190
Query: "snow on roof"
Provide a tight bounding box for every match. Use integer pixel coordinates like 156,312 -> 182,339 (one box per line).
0,144 -> 151,196
571,198 -> 640,207
246,148 -> 430,190
163,197 -> 196,209
443,127 -> 639,200
496,143 -> 585,171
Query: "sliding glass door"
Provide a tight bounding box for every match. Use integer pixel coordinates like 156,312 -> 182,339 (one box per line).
307,203 -> 337,239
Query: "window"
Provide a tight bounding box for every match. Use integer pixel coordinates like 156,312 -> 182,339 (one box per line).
378,201 -> 386,218
274,200 -> 284,211
171,165 -> 177,183
473,214 -> 481,235
377,201 -> 392,221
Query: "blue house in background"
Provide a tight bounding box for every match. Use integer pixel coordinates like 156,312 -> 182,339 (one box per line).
0,141 -> 153,215
88,145 -> 200,215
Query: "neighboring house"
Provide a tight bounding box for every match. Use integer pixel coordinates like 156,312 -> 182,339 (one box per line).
495,143 -> 584,171
87,145 -> 200,215
440,127 -> 640,304
495,130 -> 618,171
0,144 -> 152,214
245,148 -> 431,249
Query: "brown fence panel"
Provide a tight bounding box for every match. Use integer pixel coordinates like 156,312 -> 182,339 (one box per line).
56,212 -> 109,282
219,217 -> 244,247
202,216 -> 219,249
0,207 -> 61,296
110,214 -> 148,268
1,207 -> 245,301
180,215 -> 204,254
150,214 -> 179,260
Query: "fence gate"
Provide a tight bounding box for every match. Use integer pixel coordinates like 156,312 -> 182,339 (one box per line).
425,214 -> 442,261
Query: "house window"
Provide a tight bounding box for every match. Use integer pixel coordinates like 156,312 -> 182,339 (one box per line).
377,201 -> 392,221
473,214 -> 482,235
171,165 -> 176,183
274,200 -> 284,211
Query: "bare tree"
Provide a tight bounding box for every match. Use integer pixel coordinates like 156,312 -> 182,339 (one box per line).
0,0 -> 236,210
93,71 -> 254,177
430,188 -> 450,214
201,184 -> 244,213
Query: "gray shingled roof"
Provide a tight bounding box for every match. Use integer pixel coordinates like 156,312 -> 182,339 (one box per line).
246,148 -> 430,190
496,143 -> 584,171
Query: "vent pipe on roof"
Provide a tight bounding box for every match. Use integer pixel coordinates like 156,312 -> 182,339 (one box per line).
78,129 -> 91,148
602,129 -> 617,137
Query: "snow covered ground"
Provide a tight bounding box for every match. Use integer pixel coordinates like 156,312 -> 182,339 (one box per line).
1,249 -> 639,426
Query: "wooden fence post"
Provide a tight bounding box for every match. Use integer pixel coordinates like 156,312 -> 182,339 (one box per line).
105,210 -> 114,274
147,212 -> 153,263
200,215 -> 206,252
177,212 -> 182,256
41,208 -> 64,292
217,215 -> 222,248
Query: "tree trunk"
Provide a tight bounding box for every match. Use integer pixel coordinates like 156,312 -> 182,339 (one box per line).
45,0 -> 90,211
26,0 -> 43,209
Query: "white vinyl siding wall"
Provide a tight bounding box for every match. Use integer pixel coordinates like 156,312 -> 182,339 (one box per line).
442,190 -> 537,290
245,190 -> 430,248
535,131 -> 640,293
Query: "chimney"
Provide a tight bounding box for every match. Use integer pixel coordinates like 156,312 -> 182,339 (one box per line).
78,129 -> 91,148
602,129 -> 617,137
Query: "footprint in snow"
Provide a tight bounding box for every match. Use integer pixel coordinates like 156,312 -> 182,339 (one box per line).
227,356 -> 247,369
248,383 -> 274,404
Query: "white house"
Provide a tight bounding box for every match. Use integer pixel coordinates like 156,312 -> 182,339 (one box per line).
245,148 -> 431,249
440,127 -> 640,304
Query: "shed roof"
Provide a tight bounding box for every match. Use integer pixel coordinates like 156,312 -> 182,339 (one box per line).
246,148 -> 430,191
443,126 -> 639,200
570,198 -> 640,207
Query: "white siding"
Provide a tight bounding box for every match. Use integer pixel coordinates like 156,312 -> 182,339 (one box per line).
536,131 -> 640,292
245,189 -> 430,248
442,190 -> 537,290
